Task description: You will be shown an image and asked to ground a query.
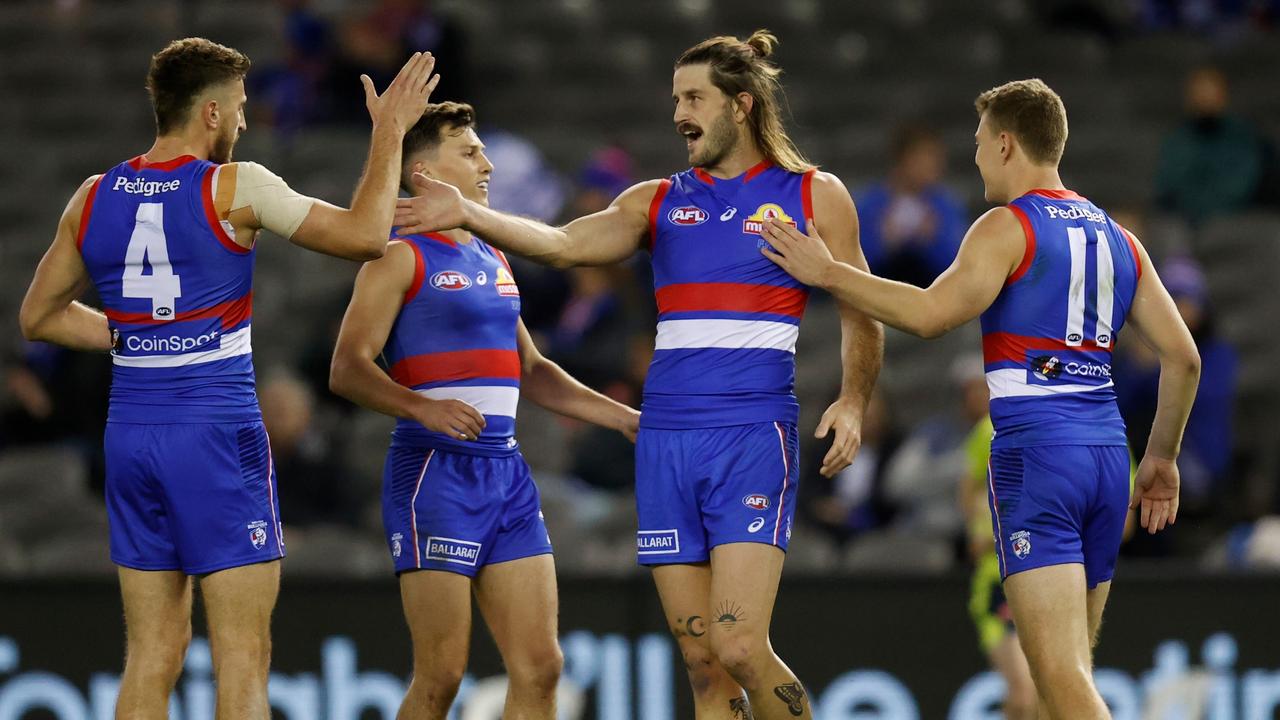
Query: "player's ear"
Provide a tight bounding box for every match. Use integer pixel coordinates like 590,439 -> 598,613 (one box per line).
734,92 -> 754,122
202,99 -> 220,131
999,131 -> 1013,164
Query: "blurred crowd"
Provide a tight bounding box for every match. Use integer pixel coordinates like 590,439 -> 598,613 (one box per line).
4,0 -> 1280,576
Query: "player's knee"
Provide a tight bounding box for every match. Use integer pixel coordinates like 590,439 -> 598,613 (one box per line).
506,643 -> 563,696
708,635 -> 767,689
675,639 -> 721,696
412,662 -> 466,704
127,620 -> 192,681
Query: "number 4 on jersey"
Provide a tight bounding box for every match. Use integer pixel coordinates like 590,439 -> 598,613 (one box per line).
122,203 -> 182,320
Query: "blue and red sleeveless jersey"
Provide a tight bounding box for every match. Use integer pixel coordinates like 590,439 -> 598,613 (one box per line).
78,155 -> 256,424
383,232 -> 522,457
643,161 -> 814,429
981,189 -> 1142,449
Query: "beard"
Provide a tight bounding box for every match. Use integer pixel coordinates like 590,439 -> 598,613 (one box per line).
210,127 -> 237,164
690,108 -> 738,168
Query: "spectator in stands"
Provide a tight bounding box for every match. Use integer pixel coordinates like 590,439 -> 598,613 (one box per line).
260,370 -> 361,528
1155,66 -> 1266,224
802,389 -> 901,546
1115,256 -> 1237,509
331,0 -> 468,121
881,354 -> 990,549
249,0 -> 335,137
856,125 -> 967,288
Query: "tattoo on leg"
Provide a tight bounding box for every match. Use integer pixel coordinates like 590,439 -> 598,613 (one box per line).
686,615 -> 706,637
730,696 -> 753,719
714,601 -> 745,630
773,682 -> 806,717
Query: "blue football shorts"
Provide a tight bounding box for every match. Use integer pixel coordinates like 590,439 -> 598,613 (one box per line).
382,446 -> 552,577
105,421 -> 285,575
635,421 -> 800,565
987,444 -> 1130,588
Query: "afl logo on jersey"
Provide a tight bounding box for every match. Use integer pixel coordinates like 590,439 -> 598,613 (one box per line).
743,203 -> 796,235
743,494 -> 770,511
668,206 -> 709,226
431,270 -> 472,291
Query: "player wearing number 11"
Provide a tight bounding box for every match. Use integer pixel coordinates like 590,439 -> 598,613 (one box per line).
761,79 -> 1201,719
19,39 -> 439,719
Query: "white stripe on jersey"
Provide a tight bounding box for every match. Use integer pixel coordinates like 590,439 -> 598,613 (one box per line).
986,368 -> 1113,399
1065,227 -> 1088,346
415,385 -> 519,418
654,319 -> 799,353
111,326 -> 251,368
1094,229 -> 1115,347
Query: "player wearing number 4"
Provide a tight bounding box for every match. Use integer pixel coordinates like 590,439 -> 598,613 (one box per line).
761,79 -> 1201,720
329,102 -> 640,719
20,39 -> 440,719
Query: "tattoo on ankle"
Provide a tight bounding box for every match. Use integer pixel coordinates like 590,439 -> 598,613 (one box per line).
714,600 -> 745,630
729,696 -> 753,719
773,682 -> 806,716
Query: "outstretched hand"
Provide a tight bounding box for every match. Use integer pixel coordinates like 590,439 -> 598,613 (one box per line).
393,172 -> 469,235
1131,455 -> 1180,534
760,218 -> 838,288
361,52 -> 441,134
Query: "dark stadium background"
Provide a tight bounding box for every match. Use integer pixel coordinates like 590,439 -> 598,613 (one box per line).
1,1 -> 1279,718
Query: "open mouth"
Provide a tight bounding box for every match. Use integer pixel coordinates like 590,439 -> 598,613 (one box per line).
678,123 -> 703,149
477,180 -> 489,192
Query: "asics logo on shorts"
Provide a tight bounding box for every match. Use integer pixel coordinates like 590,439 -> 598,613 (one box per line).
747,517 -> 766,533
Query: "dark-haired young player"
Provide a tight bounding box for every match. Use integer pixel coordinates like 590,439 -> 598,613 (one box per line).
761,78 -> 1199,720
20,38 -> 440,719
330,101 -> 639,720
394,30 -> 883,720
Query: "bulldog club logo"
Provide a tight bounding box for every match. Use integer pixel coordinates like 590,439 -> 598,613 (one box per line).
743,203 -> 796,236
431,270 -> 472,291
668,206 -> 708,226
1031,355 -> 1064,381
1010,530 -> 1032,560
247,520 -> 269,550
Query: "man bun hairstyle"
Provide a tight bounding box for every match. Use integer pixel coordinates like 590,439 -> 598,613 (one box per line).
147,37 -> 251,135
401,101 -> 477,192
676,29 -> 812,173
974,78 -> 1069,166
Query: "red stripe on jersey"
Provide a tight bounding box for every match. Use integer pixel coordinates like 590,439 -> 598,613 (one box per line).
693,168 -> 715,185
105,291 -> 253,329
403,240 -> 426,304
647,179 -> 672,252
1120,226 -> 1143,283
422,232 -> 458,248
1006,205 -> 1036,286
202,167 -> 249,254
1027,188 -> 1086,201
76,175 -> 105,251
389,348 -> 521,387
656,282 -> 808,318
801,168 -> 816,223
743,159 -> 773,183
983,331 -> 1111,365
127,155 -> 198,171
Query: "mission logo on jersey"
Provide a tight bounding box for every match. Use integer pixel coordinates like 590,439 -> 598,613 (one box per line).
495,266 -> 519,297
742,203 -> 796,235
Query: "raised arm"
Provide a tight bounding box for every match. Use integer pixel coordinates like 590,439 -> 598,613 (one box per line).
515,319 -> 640,441
762,205 -> 1024,338
807,172 -> 885,477
226,53 -> 441,261
393,175 -> 661,268
328,241 -> 487,441
1122,235 -> 1200,533
19,175 -> 112,351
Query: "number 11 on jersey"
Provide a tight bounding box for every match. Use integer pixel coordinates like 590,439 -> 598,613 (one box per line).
123,203 -> 182,320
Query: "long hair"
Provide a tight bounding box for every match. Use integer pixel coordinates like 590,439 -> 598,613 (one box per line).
676,30 -> 812,173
